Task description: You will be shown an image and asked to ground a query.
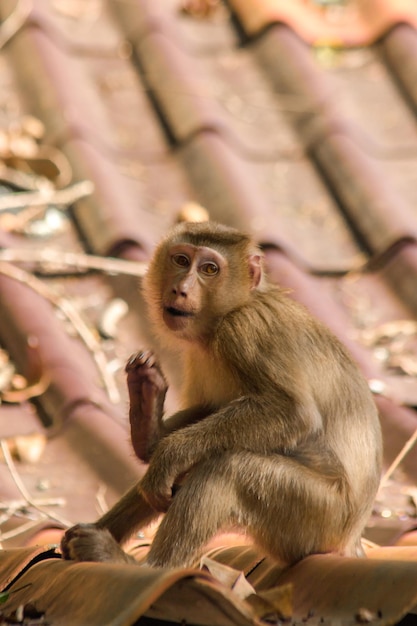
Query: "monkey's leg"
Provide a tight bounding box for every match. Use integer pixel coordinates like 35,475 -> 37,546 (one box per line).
61,484 -> 160,564
146,455 -> 239,568
147,451 -> 357,569
125,351 -> 168,462
236,451 -> 358,564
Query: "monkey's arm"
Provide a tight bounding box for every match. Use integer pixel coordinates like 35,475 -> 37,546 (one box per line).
162,405 -> 213,433
140,391 -> 321,511
126,352 -> 168,462
126,352 -> 213,462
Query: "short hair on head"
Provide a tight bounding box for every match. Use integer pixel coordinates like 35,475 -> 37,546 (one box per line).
171,222 -> 252,254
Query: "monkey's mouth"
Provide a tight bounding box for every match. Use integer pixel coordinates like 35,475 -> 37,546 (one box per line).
165,306 -> 194,318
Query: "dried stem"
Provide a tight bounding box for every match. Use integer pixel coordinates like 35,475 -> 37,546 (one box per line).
0,260 -> 121,402
379,427 -> 417,490
58,297 -> 120,403
95,484 -> 109,515
0,248 -> 147,277
0,180 -> 94,212
0,498 -> 66,510
0,519 -> 43,543
0,0 -> 31,49
0,439 -> 72,527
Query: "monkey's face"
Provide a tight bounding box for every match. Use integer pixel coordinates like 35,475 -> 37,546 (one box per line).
143,223 -> 264,344
158,243 -> 228,339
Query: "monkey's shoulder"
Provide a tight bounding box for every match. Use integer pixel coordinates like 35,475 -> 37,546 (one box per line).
212,287 -> 308,364
222,286 -> 316,339
215,285 -> 355,371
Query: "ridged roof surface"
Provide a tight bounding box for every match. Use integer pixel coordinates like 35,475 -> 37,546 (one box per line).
1,1 -> 417,624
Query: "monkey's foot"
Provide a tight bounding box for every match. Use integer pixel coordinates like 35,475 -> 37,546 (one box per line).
61,523 -> 136,565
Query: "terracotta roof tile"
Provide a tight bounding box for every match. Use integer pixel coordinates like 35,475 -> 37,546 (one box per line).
1,0 -> 417,623
228,0 -> 417,46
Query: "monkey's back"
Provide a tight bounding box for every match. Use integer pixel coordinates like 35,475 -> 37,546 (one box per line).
215,285 -> 382,500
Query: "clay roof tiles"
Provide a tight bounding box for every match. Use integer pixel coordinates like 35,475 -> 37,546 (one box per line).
1,0 -> 417,623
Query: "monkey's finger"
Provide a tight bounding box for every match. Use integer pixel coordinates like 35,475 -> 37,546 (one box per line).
127,351 -> 152,366
125,350 -> 156,371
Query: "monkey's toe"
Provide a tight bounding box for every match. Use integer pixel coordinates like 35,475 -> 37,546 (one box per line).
61,523 -> 96,560
61,524 -> 129,563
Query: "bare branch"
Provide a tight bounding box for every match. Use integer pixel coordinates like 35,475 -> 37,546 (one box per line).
0,180 -> 94,212
0,248 -> 147,277
0,261 -> 121,402
0,439 -> 72,528
379,427 -> 417,489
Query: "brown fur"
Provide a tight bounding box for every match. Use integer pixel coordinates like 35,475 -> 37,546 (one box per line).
61,222 -> 382,568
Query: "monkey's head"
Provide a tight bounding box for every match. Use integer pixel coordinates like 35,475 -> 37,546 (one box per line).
143,222 -> 264,342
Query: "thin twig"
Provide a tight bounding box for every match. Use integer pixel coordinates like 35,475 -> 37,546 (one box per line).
0,519 -> 51,542
379,427 -> 417,490
0,498 -> 66,510
0,180 -> 94,212
0,0 -> 31,49
0,164 -> 48,191
0,248 -> 147,277
60,297 -> 120,403
0,509 -> 18,526
0,261 -> 121,402
0,439 -> 72,527
95,484 -> 108,515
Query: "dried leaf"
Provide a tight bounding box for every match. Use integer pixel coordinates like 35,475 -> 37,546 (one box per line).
201,556 -> 293,621
360,320 -> 417,347
0,434 -> 47,464
177,202 -> 210,223
200,556 -> 256,599
98,298 -> 129,339
355,607 -> 380,623
246,584 -> 293,622
13,433 -> 47,464
179,0 -> 221,18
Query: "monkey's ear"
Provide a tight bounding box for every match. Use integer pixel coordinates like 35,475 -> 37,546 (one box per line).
248,254 -> 262,290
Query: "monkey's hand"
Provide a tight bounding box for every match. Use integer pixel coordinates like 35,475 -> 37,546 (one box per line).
61,523 -> 136,564
138,434 -> 193,512
125,350 -> 168,462
139,470 -> 174,513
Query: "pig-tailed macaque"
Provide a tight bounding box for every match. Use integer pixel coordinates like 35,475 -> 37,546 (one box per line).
61,222 -> 382,568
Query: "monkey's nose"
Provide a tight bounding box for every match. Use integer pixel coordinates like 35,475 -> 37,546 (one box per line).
172,287 -> 187,297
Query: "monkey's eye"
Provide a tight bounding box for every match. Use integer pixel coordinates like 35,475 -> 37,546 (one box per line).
172,254 -> 190,268
200,262 -> 219,276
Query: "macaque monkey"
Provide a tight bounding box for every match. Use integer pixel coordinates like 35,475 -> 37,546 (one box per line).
61,222 -> 382,568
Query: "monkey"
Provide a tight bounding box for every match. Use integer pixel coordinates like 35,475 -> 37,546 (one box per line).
61,221 -> 382,569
